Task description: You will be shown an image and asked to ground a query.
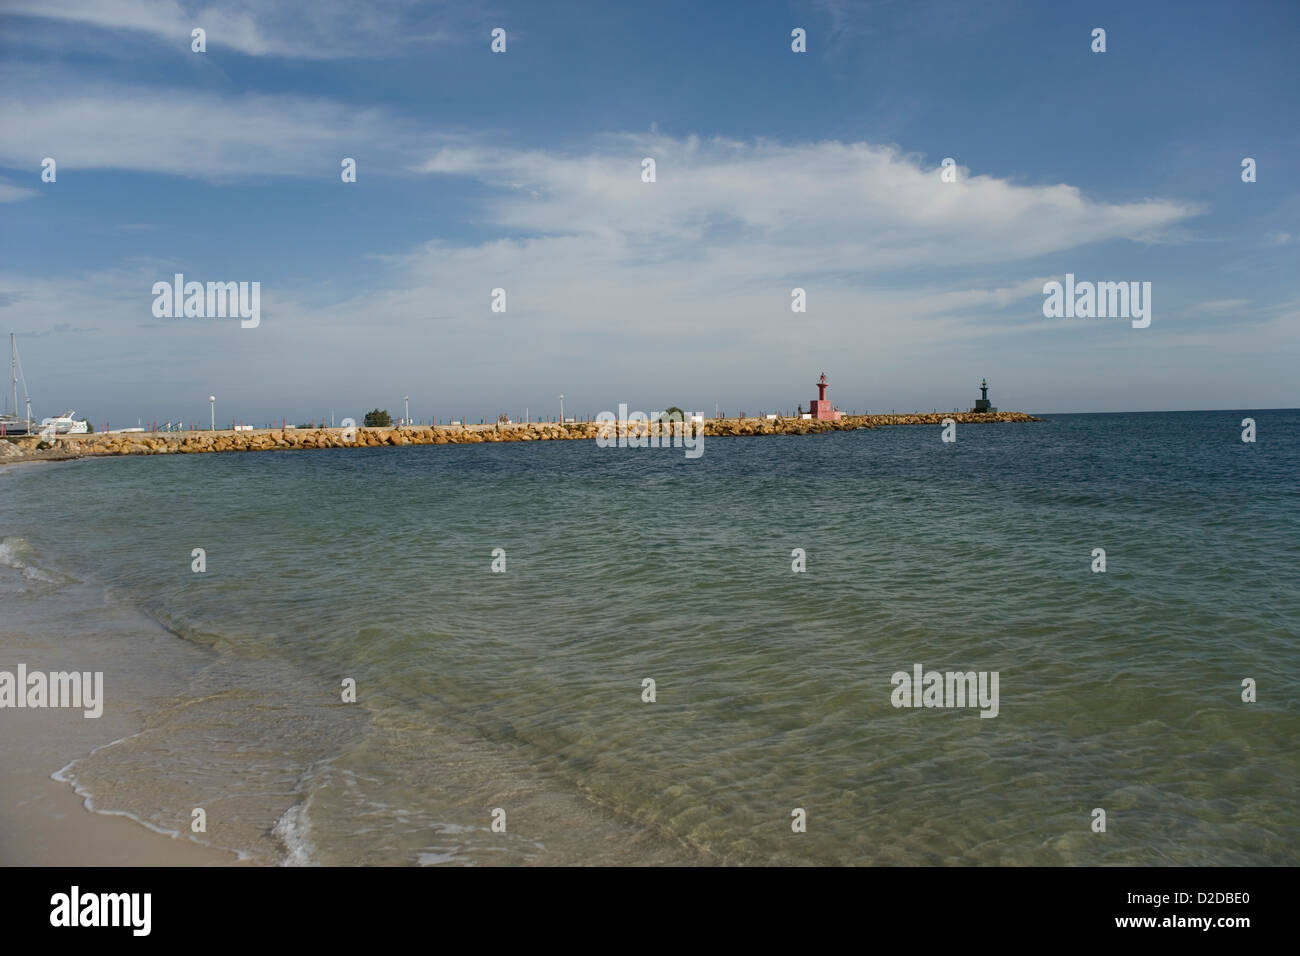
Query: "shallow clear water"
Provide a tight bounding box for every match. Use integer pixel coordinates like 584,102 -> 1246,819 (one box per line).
2,410 -> 1297,864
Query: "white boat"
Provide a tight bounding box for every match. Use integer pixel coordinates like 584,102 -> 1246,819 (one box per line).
38,410 -> 89,435
3,334 -> 88,437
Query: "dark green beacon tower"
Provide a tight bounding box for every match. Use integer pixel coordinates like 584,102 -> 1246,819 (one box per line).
971,378 -> 997,413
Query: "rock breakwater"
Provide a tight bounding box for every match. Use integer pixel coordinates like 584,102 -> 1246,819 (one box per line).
1,412 -> 1040,463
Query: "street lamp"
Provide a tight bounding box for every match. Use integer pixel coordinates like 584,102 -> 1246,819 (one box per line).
558,393 -> 564,422
209,396 -> 215,432
404,395 -> 409,428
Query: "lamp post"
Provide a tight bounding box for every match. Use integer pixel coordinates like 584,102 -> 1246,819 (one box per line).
558,393 -> 564,422
404,395 -> 409,428
209,396 -> 215,432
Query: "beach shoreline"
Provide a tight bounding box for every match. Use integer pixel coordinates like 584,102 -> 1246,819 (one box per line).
0,516 -> 717,867
1,736 -> 244,866
0,598 -> 245,866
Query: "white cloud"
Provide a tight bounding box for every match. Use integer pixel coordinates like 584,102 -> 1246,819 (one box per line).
1,0 -> 458,59
416,135 -> 1198,273
0,84 -> 421,179
0,179 -> 37,202
2,87 -> 1198,267
1194,299 -> 1251,313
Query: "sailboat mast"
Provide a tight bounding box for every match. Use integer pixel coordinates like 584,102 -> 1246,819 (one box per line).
10,333 -> 15,419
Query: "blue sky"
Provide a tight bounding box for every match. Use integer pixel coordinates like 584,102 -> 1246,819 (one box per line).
0,0 -> 1296,426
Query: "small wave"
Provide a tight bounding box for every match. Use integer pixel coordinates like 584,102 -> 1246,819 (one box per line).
271,802 -> 318,867
0,535 -> 33,569
0,534 -> 74,589
22,565 -> 65,585
416,850 -> 471,866
54,749 -> 186,841
51,735 -> 251,862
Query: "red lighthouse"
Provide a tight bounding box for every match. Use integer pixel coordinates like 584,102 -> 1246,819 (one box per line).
809,372 -> 842,420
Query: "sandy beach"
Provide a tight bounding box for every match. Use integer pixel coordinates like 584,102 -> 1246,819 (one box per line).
1,726 -> 239,866
0,559 -> 242,866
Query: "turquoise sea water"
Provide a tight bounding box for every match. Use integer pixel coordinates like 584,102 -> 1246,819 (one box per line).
1,410 -> 1297,865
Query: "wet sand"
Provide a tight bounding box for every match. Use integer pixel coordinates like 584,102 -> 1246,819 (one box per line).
0,581 -> 243,866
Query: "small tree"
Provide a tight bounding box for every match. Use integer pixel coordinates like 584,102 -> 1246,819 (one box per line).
661,406 -> 685,423
364,408 -> 392,427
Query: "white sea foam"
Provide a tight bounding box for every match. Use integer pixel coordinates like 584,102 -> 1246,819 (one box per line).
0,535 -> 70,587
22,565 -> 63,585
52,737 -> 251,861
272,801 -> 318,867
0,535 -> 32,569
416,850 -> 470,865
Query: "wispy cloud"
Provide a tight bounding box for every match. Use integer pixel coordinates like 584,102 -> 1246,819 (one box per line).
0,84 -> 426,180
0,178 -> 37,202
1,0 -> 465,59
1194,299 -> 1251,313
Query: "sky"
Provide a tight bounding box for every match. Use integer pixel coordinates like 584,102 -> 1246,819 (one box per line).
0,0 -> 1296,426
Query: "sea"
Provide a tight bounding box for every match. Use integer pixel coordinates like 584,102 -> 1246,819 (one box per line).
1,410 -> 1296,865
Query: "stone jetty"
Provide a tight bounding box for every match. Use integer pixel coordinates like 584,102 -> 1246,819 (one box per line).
1,411 -> 1040,463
